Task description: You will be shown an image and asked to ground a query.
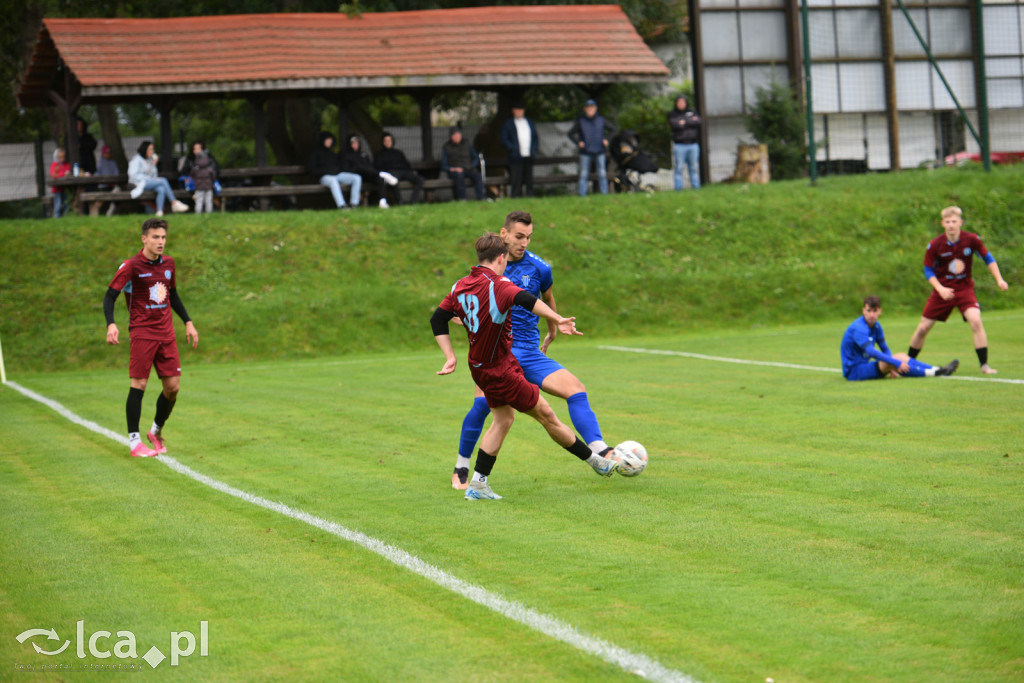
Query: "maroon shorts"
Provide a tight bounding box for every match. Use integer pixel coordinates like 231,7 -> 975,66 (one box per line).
129,337 -> 181,379
470,354 -> 540,413
922,288 -> 980,322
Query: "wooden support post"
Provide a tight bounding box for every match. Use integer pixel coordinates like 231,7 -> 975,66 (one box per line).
417,90 -> 435,162
880,0 -> 901,171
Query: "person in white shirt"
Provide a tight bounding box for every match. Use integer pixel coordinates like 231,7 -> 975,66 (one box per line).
500,103 -> 539,198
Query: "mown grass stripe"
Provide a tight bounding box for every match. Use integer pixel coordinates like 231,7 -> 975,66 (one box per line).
4,379 -> 700,683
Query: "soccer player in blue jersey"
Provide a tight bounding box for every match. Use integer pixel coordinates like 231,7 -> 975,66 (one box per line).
449,210 -> 616,489
841,296 -> 958,381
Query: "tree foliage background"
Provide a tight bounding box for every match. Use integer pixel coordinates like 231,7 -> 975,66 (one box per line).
2,0 -> 686,172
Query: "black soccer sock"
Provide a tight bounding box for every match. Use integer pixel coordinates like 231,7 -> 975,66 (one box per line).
474,449 -> 497,477
976,346 -> 988,366
908,346 -> 921,359
126,387 -> 145,434
566,437 -> 594,461
154,392 -> 176,430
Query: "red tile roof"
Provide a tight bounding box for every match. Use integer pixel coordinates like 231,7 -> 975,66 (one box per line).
19,6 -> 668,106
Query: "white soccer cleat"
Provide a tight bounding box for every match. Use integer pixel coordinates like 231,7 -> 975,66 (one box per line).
589,454 -> 619,477
980,364 -> 998,375
465,480 -> 502,500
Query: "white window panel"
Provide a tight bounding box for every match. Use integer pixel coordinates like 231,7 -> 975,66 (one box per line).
836,10 -> 883,58
808,11 -> 839,59
838,62 -> 886,111
893,9 -> 929,58
928,9 -> 972,56
932,59 -> 976,109
744,64 -> 791,109
704,66 -> 745,115
701,13 -> 741,62
895,61 -> 934,109
986,56 -> 1023,77
739,12 -> 789,60
811,62 -> 842,112
987,78 -> 1024,108
983,6 -> 1022,55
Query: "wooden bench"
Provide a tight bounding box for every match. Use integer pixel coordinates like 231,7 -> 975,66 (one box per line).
49,155 -> 582,214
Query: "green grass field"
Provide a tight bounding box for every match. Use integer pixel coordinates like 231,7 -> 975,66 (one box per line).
2,311 -> 1022,682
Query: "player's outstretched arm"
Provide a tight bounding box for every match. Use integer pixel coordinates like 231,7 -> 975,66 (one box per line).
540,287 -> 558,354
529,297 -> 581,337
430,306 -> 458,375
988,261 -> 1009,291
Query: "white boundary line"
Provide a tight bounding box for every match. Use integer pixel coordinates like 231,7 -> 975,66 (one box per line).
598,345 -> 1024,385
3,380 -> 699,683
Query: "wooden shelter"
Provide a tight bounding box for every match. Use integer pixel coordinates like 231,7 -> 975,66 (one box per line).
18,6 -> 669,167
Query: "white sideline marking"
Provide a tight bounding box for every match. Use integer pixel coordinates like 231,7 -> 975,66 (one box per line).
4,380 -> 699,683
599,346 -> 1024,385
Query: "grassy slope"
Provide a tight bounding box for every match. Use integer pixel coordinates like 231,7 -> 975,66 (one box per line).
1,165 -> 1021,374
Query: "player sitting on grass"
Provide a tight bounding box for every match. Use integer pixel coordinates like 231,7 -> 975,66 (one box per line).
841,296 -> 957,381
449,210 -> 616,490
431,232 -> 619,500
104,218 -> 198,457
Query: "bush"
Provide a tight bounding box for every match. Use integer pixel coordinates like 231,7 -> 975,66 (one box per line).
744,79 -> 808,181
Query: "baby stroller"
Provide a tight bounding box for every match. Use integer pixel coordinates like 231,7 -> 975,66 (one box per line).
610,130 -> 659,193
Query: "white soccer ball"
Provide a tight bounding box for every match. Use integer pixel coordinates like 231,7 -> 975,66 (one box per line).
612,440 -> 648,477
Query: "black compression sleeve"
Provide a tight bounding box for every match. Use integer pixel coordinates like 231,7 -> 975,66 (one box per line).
169,289 -> 191,323
104,288 -> 119,325
513,290 -> 539,310
431,307 -> 455,336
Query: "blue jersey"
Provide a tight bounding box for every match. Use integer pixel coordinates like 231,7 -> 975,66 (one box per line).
503,250 -> 554,350
840,316 -> 897,376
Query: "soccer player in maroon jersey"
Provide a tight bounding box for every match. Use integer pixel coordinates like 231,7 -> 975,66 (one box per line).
104,218 -> 199,457
431,232 -> 619,500
907,206 -> 1009,374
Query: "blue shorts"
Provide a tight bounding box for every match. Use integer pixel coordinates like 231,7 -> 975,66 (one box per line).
511,345 -> 565,387
844,361 -> 882,381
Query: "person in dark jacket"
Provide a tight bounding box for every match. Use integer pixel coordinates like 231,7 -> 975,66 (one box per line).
77,116 -> 98,175
500,103 -> 539,198
308,131 -> 362,209
190,151 -> 216,214
375,132 -> 424,205
441,128 -> 486,201
178,140 -> 220,188
567,99 -> 614,196
342,134 -> 390,208
668,95 -> 702,190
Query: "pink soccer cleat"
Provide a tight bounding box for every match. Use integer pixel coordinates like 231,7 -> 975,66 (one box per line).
147,431 -> 167,454
130,442 -> 158,458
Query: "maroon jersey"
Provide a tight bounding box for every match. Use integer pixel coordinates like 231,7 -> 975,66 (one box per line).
108,251 -> 177,341
440,265 -> 523,368
924,231 -> 989,291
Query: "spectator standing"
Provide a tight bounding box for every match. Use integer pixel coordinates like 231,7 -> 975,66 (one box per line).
92,145 -> 120,217
178,140 -> 220,193
77,117 -> 98,176
668,95 -> 702,190
308,131 -> 362,210
568,99 -> 614,196
342,135 -> 390,209
375,132 -> 424,205
49,147 -> 72,218
441,128 -> 486,201
128,141 -> 189,216
190,151 -> 216,214
500,103 -> 539,198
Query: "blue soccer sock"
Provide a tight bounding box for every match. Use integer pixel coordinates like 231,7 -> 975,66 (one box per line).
905,358 -> 933,377
566,392 -> 602,446
458,397 -> 491,459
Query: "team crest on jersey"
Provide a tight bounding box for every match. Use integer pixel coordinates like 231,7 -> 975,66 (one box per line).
963,248 -> 972,256
949,258 -> 965,275
165,269 -> 172,279
149,282 -> 168,304
520,274 -> 532,288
